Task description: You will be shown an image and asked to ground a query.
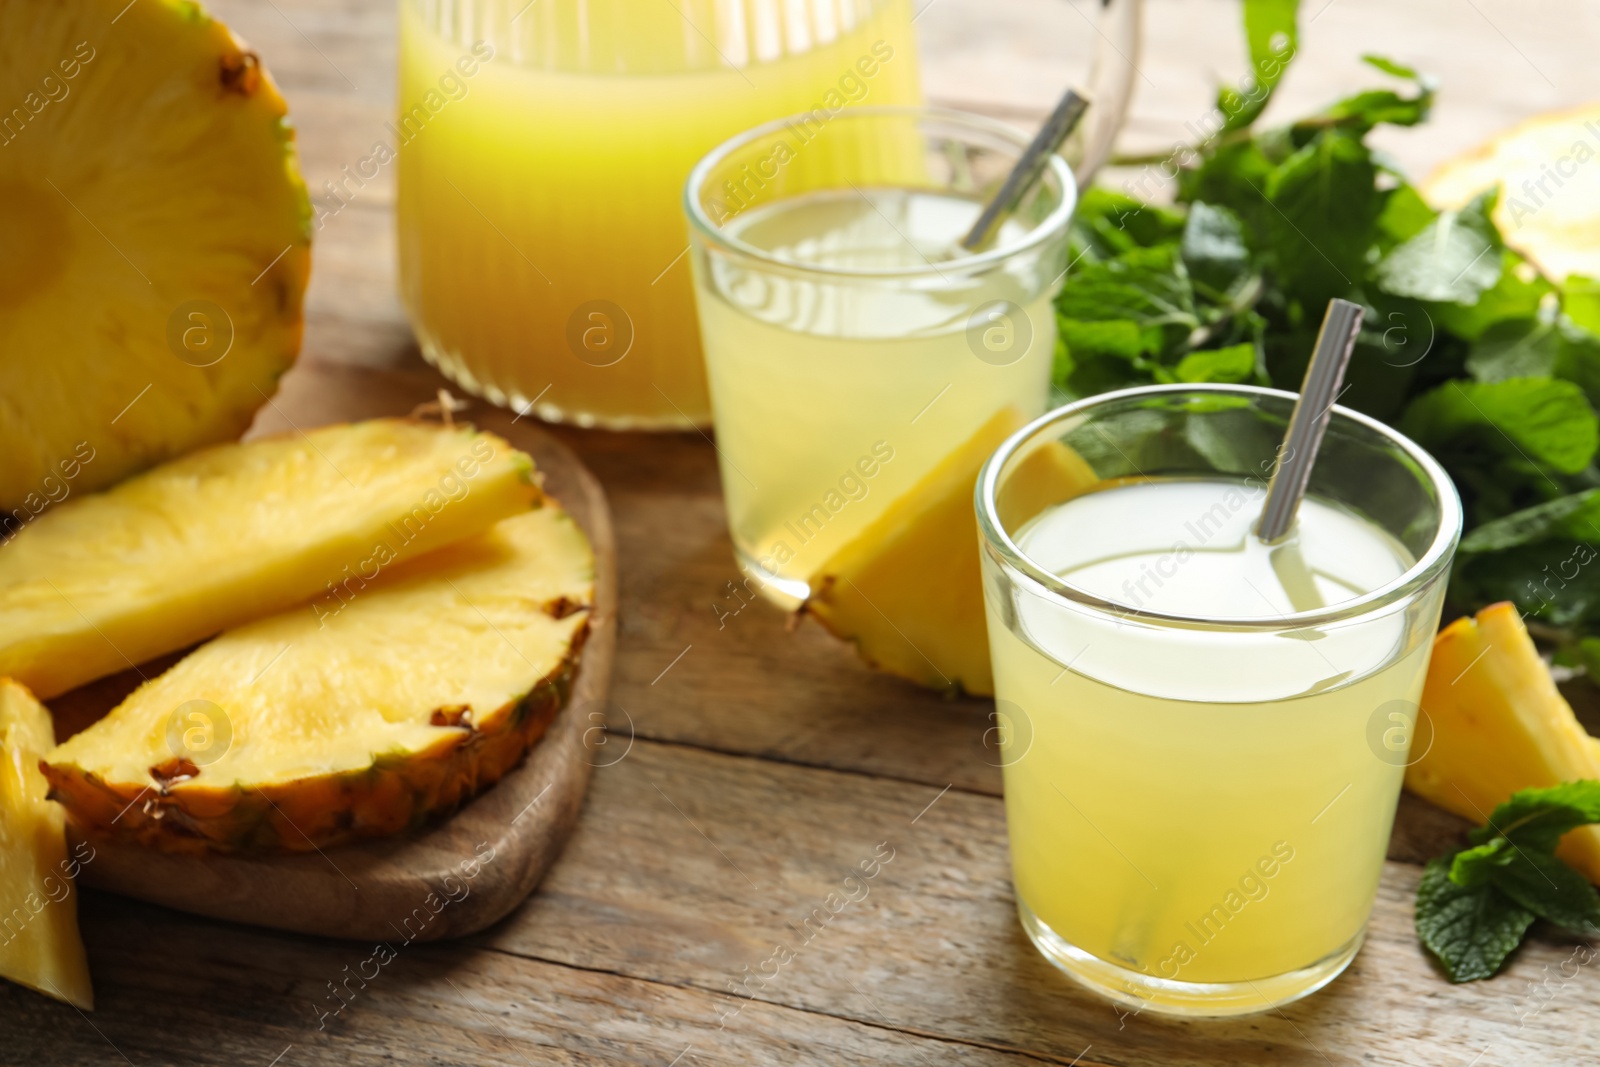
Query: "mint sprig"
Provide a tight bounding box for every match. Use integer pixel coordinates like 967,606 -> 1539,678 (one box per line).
1059,0 -> 1600,663
1415,781 -> 1600,982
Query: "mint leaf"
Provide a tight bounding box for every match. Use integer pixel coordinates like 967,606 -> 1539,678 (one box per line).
1057,246 -> 1199,353
1376,182 -> 1439,247
1399,378 -> 1599,476
1469,781 -> 1600,851
1554,317 -> 1600,408
1058,318 -> 1145,362
1377,190 -> 1502,303
1416,857 -> 1536,982
1070,187 -> 1186,262
1362,55 -> 1420,79
1174,343 -> 1258,384
1450,540 -> 1600,627
1265,129 -> 1382,311
1449,837 -> 1514,887
1181,202 -> 1253,296
1466,316 -> 1561,382
1217,0 -> 1300,134
1457,490 -> 1600,554
1489,849 -> 1600,935
1433,254 -> 1554,341
1566,275 -> 1600,334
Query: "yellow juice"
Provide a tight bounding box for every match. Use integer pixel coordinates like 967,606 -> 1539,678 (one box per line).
988,478 -> 1440,1005
694,188 -> 1055,601
395,0 -> 921,429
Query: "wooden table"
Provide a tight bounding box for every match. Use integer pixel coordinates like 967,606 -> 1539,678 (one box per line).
11,2 -> 1600,1063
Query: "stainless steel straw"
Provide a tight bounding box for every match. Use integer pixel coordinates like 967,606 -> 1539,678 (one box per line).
1256,298 -> 1366,544
959,88 -> 1091,252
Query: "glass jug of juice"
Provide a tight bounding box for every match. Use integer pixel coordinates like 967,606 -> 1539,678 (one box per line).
395,0 -> 924,429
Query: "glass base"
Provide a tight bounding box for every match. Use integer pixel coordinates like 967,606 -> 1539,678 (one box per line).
1018,898 -> 1362,1018
734,546 -> 810,609
413,330 -> 708,432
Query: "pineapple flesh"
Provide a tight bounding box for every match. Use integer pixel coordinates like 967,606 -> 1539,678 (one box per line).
1406,602 -> 1600,883
0,680 -> 93,1009
803,408 -> 1097,695
0,420 -> 540,700
44,505 -> 594,853
0,0 -> 311,518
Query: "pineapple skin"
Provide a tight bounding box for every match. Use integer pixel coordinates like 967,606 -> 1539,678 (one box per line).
41,639 -> 583,853
41,504 -> 596,855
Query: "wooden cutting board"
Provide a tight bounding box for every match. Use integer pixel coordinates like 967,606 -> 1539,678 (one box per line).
52,364 -> 618,942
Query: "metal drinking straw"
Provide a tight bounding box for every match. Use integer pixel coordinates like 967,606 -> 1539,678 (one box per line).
1256,298 -> 1367,544
960,88 -> 1091,252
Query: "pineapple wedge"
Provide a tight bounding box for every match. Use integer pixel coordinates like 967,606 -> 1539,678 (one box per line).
0,0 -> 311,516
0,680 -> 93,1009
803,407 -> 1097,695
1406,602 -> 1600,883
44,505 -> 593,853
0,420 -> 540,699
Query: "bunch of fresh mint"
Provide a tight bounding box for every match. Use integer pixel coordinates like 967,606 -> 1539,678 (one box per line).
1056,0 -> 1600,672
1416,782 -> 1600,981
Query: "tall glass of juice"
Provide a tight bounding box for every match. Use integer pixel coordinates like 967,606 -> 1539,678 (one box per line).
976,385 -> 1461,1016
686,107 -> 1075,604
396,0 -> 922,429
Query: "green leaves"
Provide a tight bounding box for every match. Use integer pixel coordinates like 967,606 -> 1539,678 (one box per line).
1467,780 -> 1600,850
1217,0 -> 1300,134
1399,378 -> 1598,476
1181,202 -> 1253,296
1415,858 -> 1537,983
1264,129 -> 1383,311
1054,10 -> 1600,695
1458,490 -> 1600,554
1175,344 -> 1258,383
1377,190 -> 1503,304
1416,782 -> 1600,982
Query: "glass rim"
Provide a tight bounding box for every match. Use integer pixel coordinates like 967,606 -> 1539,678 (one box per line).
975,383 -> 1465,632
682,104 -> 1078,281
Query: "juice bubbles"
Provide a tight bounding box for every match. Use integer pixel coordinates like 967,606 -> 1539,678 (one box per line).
395,0 -> 921,429
976,388 -> 1461,1016
686,110 -> 1075,604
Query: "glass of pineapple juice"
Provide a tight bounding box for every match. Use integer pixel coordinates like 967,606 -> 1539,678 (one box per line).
685,107 -> 1075,604
396,0 -> 923,430
976,384 -> 1461,1016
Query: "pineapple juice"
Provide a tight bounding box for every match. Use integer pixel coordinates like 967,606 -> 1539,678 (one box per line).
695,188 -> 1055,602
396,0 -> 921,429
989,478 -> 1439,1002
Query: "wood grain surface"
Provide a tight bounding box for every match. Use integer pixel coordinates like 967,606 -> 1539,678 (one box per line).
55,405 -> 618,943
5,1 -> 1600,1064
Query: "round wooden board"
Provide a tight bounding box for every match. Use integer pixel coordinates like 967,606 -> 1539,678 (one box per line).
65,369 -> 618,942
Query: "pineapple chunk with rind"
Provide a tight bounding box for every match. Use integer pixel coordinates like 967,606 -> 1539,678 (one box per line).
804,407 -> 1097,696
0,419 -> 540,699
44,504 -> 593,853
1406,602 -> 1600,883
0,680 -> 93,1009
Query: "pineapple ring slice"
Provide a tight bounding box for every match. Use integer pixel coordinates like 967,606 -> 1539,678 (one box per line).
0,0 -> 310,516
43,505 -> 594,853
0,420 -> 540,699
